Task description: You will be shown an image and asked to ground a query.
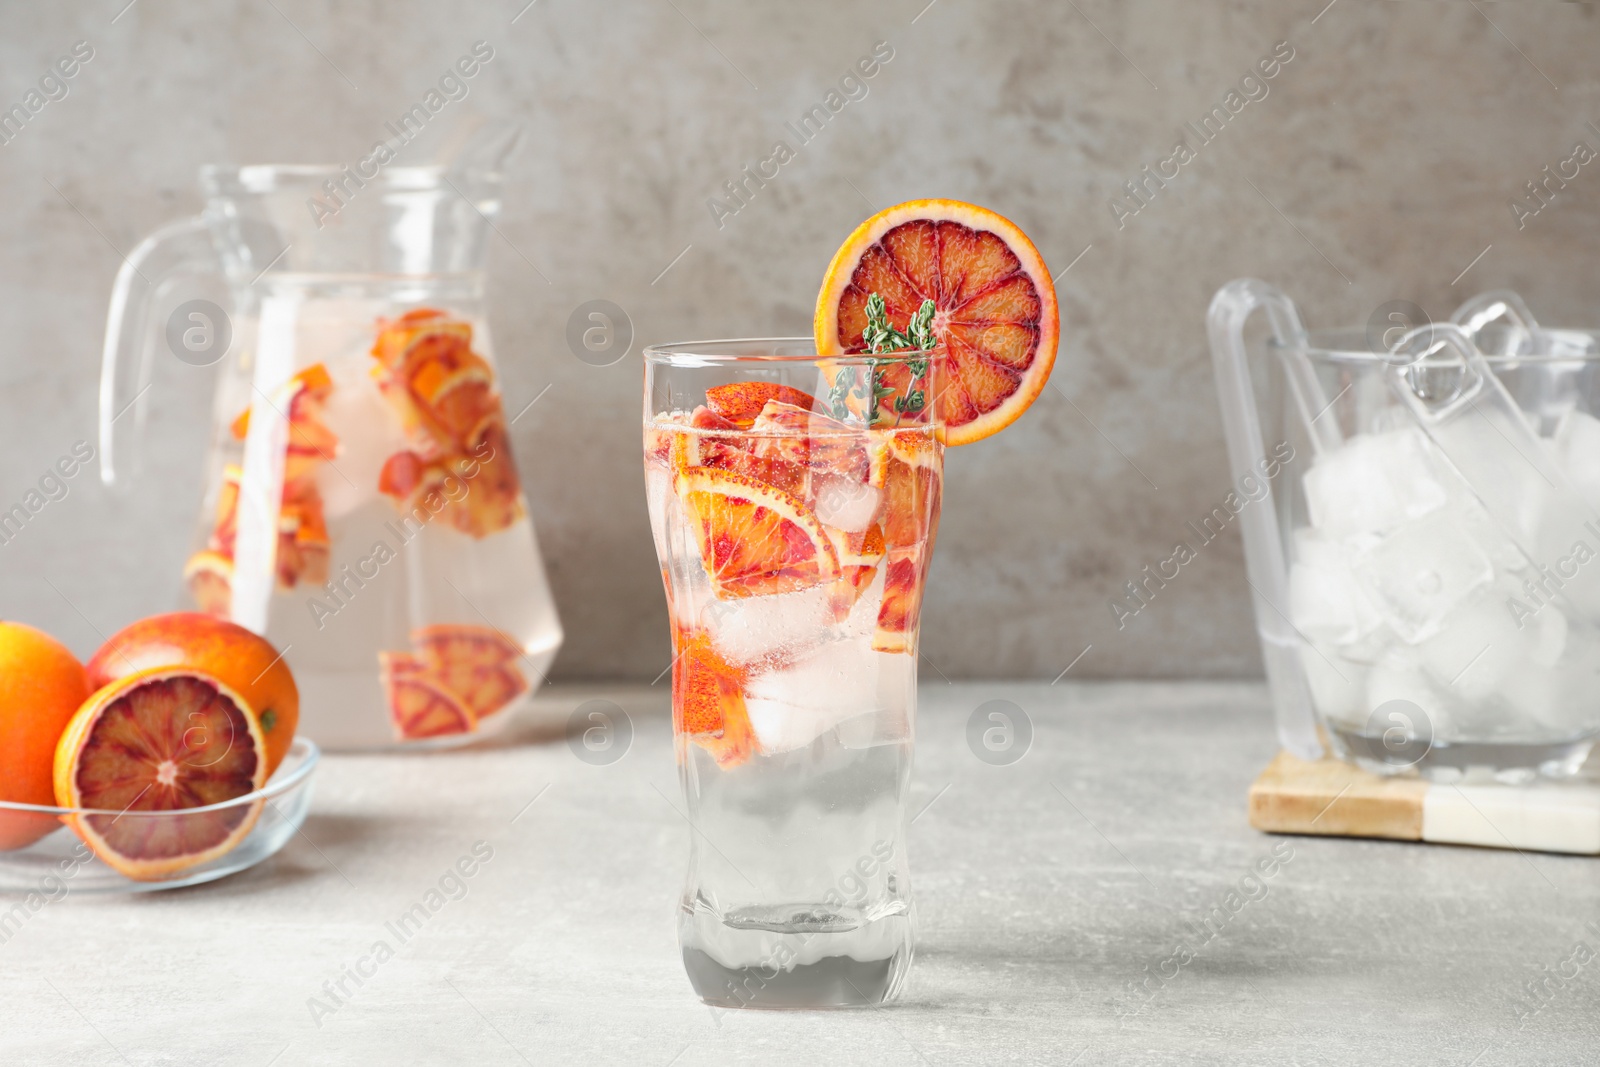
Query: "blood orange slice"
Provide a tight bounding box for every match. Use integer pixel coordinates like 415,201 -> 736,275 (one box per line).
749,401 -> 872,483
184,550 -> 234,619
231,364 -> 340,483
411,625 -> 530,721
379,652 -> 476,740
874,546 -> 930,654
52,668 -> 267,881
827,522 -> 886,621
675,467 -> 840,599
705,382 -> 817,428
878,428 -> 944,551
673,631 -> 756,767
672,408 -> 810,497
815,199 -> 1059,445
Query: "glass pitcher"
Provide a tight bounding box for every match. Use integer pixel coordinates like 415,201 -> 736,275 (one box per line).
99,160 -> 562,750
1208,280 -> 1600,782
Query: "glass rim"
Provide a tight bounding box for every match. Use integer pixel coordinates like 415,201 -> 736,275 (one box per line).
1271,326 -> 1600,365
0,737 -> 320,818
644,337 -> 943,368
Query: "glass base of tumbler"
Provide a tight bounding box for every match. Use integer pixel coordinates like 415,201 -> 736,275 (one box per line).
681,906 -> 914,1009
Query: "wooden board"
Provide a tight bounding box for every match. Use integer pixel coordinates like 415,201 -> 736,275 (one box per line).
1250,751 -> 1600,855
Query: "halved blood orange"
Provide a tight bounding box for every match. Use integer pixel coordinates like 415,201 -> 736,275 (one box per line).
412,625 -> 530,721
815,199 -> 1059,445
184,550 -> 234,619
379,652 -> 476,740
675,467 -> 840,599
53,668 -> 267,881
705,383 -> 817,428
672,631 -> 756,767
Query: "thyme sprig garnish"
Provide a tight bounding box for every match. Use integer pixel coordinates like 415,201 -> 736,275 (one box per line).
838,293 -> 936,424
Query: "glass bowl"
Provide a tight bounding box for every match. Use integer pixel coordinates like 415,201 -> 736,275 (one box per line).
0,737 -> 319,894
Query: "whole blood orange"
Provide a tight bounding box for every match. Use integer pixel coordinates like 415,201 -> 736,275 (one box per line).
54,668 -> 266,881
814,199 -> 1060,446
0,621 -> 93,850
86,613 -> 298,777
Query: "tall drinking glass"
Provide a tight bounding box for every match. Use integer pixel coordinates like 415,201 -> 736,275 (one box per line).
643,338 -> 944,1009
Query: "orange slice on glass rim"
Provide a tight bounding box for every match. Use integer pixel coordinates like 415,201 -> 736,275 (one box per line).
379,652 -> 476,740
675,467 -> 840,599
814,199 -> 1059,446
53,667 -> 267,881
673,631 -> 756,768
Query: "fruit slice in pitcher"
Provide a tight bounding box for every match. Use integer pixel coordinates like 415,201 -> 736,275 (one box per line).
53,668 -> 266,881
413,625 -> 530,721
379,652 -> 476,740
184,550 -> 234,619
675,467 -> 840,599
370,309 -> 501,455
673,631 -> 756,768
231,363 -> 340,483
814,199 -> 1059,444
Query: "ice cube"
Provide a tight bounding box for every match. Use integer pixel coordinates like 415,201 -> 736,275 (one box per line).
839,566 -> 886,641
1414,583 -> 1538,703
1541,629 -> 1600,735
1365,651 -> 1469,739
1432,411 -> 1549,546
703,584 -> 835,668
1496,666 -> 1561,732
836,653 -> 914,749
645,465 -> 675,566
1459,501 -> 1526,572
1302,428 -> 1455,539
1532,493 -> 1600,619
1352,509 -> 1494,643
813,474 -> 881,533
1299,643 -> 1367,726
1289,529 -> 1383,645
1555,409 -> 1600,495
743,640 -> 908,753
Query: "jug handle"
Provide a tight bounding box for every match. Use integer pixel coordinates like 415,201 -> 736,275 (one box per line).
1206,279 -> 1324,760
98,215 -> 220,488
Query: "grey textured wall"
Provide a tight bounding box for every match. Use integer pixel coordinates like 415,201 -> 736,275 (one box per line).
2,1 -> 1598,680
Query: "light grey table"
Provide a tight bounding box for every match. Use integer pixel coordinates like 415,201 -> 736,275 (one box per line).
4,682 -> 1598,1066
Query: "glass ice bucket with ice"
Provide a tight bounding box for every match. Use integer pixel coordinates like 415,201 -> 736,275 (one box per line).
1209,280 -> 1600,781
98,160 -> 562,750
